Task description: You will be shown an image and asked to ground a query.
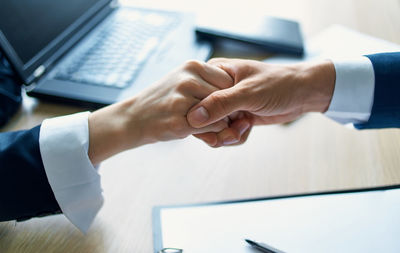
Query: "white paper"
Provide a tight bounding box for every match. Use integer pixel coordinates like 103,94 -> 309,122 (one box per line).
160,188 -> 400,253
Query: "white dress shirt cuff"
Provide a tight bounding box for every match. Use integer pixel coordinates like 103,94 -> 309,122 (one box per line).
39,112 -> 103,233
325,56 -> 375,124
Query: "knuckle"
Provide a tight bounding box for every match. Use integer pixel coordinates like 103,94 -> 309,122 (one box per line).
169,94 -> 189,112
207,58 -> 218,65
207,57 -> 225,65
176,75 -> 198,93
183,60 -> 203,72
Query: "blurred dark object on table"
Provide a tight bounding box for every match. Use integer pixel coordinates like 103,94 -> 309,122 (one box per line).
196,15 -> 304,56
0,52 -> 22,128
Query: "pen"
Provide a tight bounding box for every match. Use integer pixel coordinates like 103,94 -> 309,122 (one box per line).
245,239 -> 286,253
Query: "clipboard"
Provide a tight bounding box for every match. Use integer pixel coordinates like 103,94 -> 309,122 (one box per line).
153,184 -> 400,253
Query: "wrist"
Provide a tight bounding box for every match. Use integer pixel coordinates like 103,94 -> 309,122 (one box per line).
117,96 -> 159,147
299,60 -> 336,113
88,97 -> 145,164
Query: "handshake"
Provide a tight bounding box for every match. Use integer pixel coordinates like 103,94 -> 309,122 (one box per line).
88,58 -> 336,164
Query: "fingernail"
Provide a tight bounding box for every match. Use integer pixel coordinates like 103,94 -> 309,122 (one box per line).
223,136 -> 239,145
188,106 -> 209,125
237,121 -> 250,135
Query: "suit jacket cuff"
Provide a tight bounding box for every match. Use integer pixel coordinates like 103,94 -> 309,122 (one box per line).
355,52 -> 400,129
325,56 -> 375,124
39,111 -> 103,233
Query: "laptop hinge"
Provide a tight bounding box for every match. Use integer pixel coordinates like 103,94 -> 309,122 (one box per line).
25,65 -> 45,89
24,82 -> 37,92
33,65 -> 46,79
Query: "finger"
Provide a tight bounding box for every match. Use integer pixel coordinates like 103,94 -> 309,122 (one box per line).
207,58 -> 233,69
231,117 -> 252,136
234,127 -> 252,145
207,57 -> 229,64
199,62 -> 234,89
233,121 -> 252,146
183,60 -> 233,89
207,58 -> 239,81
215,118 -> 251,146
217,128 -> 241,146
180,76 -> 220,99
187,87 -> 246,128
194,119 -> 252,148
190,119 -> 229,135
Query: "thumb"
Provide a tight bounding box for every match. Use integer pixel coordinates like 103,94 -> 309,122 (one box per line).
187,87 -> 245,128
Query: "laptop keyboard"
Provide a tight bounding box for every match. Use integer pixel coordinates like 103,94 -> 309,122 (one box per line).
54,9 -> 180,88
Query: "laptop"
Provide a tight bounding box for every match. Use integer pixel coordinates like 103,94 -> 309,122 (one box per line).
0,0 -> 212,107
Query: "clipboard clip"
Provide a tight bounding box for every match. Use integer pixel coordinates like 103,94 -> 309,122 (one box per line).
159,248 -> 183,253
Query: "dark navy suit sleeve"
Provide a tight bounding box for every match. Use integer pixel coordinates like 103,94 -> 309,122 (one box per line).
0,125 -> 61,222
355,52 -> 400,129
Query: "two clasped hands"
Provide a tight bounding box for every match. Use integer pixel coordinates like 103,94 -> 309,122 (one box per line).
88,58 -> 335,164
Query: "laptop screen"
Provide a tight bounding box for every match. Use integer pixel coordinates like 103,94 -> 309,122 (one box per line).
0,0 -> 107,72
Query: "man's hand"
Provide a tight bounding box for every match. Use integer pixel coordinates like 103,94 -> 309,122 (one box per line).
88,60 -> 233,164
187,58 -> 336,147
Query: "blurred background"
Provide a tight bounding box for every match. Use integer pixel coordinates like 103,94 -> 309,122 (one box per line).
1,1 -> 400,253
122,0 -> 400,43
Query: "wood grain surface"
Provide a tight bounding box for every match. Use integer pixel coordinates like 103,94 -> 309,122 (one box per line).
1,0 -> 400,252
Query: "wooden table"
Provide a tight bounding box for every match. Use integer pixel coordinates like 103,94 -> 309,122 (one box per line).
1,0 -> 400,252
